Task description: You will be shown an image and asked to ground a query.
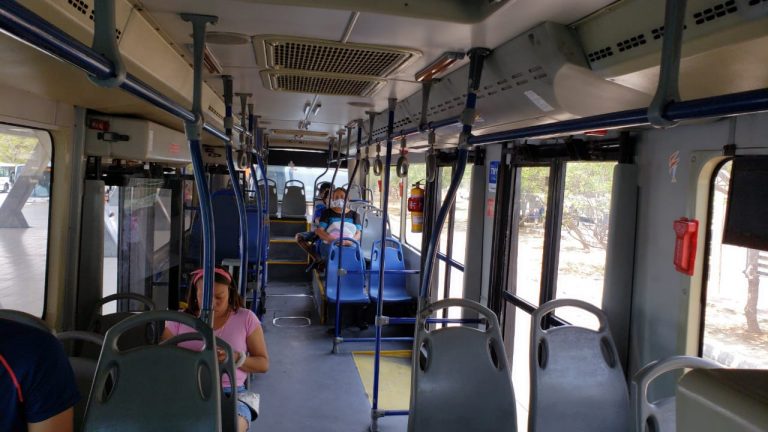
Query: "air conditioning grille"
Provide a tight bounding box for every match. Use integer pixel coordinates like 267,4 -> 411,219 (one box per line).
260,70 -> 386,97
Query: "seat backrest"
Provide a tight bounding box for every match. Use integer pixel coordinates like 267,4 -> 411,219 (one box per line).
281,179 -> 307,218
211,189 -> 242,263
57,331 -> 104,431
257,179 -> 278,217
0,309 -> 50,332
360,207 -> 389,261
87,293 -> 158,352
325,238 -> 367,303
677,368 -> 768,432
346,184 -> 363,201
83,311 -> 223,432
369,238 -> 409,301
160,333 -> 238,432
631,355 -> 720,432
529,299 -> 630,432
408,298 -> 516,432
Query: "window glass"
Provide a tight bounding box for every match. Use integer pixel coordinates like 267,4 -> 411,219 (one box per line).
450,165 -> 473,265
270,165 -> 347,201
514,166 -> 550,305
0,126 -> 53,317
702,160 -> 768,368
368,170 -> 382,209
387,167 -> 403,239
103,179 -> 173,312
555,162 -> 616,329
404,163 -> 426,250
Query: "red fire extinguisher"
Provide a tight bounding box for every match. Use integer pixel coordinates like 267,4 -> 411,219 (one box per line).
408,182 -> 424,233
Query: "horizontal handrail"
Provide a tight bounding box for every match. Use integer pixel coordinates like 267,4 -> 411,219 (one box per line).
502,291 -> 570,327
436,252 -> 465,271
4,2 -> 767,151
0,2 -> 247,143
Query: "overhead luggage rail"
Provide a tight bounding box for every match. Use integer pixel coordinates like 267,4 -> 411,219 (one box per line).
529,299 -> 630,432
0,2 -> 250,144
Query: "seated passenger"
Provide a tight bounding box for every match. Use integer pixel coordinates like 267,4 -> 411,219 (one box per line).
316,187 -> 363,261
0,318 -> 80,432
161,267 -> 269,432
295,182 -> 332,267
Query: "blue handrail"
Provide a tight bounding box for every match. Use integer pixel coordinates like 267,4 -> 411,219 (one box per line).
221,76 -> 249,298
3,0 -> 767,156
0,2 -> 249,143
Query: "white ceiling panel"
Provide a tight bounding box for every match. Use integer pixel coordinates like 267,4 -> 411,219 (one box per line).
134,0 -> 617,137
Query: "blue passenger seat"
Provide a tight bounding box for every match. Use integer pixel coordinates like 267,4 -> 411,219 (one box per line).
212,189 -> 242,264
324,238 -> 368,304
369,238 -> 412,303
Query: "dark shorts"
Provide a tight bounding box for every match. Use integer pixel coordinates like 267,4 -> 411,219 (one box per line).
296,231 -> 317,242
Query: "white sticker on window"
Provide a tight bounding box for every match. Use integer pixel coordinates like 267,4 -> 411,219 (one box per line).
524,90 -> 555,112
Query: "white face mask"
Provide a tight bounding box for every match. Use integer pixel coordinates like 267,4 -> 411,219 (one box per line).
331,199 -> 345,209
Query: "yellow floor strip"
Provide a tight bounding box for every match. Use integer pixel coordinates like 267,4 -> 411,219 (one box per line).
352,351 -> 412,410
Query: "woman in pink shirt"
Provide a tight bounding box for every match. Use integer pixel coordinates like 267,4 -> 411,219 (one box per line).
162,267 -> 269,431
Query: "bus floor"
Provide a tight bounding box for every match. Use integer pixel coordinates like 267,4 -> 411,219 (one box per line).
251,281 -> 410,432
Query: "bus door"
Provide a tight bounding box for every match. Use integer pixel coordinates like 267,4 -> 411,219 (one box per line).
490,139 -> 625,430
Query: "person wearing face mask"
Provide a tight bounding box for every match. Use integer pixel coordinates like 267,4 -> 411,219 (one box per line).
315,187 -> 362,262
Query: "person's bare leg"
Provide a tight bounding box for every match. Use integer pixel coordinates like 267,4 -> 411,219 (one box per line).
238,415 -> 249,432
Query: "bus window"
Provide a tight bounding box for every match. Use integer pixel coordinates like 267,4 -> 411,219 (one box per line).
271,165 -> 347,202
554,162 -> 617,329
702,160 -> 768,369
387,166 -> 403,239
436,164 -> 472,319
0,126 -> 53,317
515,166 -> 550,305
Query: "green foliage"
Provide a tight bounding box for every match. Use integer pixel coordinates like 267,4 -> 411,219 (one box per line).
0,134 -> 38,165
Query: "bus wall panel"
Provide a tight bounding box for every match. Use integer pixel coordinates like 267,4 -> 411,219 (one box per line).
631,116 -> 745,397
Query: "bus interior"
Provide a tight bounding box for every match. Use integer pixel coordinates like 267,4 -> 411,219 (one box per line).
0,0 -> 767,431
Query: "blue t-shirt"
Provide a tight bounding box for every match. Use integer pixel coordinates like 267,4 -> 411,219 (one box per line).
0,319 -> 80,431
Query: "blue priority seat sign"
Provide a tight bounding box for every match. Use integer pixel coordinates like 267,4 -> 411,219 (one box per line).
488,160 -> 499,193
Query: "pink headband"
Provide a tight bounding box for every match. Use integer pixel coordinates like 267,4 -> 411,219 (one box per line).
190,268 -> 232,287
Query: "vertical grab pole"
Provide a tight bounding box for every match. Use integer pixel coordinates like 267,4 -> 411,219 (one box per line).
331,124 -> 361,353
408,50 -> 490,427
222,76 -> 249,298
313,138 -> 334,200
371,97 -> 397,430
648,0 -> 687,128
416,48 -> 490,303
255,118 -> 270,298
181,13 -> 217,325
330,131 -> 344,188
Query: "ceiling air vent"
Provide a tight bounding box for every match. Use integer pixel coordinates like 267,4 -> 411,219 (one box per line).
253,36 -> 421,78
259,70 -> 386,97
692,0 -> 739,25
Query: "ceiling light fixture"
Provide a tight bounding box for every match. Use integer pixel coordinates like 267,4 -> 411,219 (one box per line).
303,101 -> 312,116
415,51 -> 465,82
311,102 -> 322,116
